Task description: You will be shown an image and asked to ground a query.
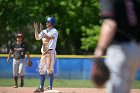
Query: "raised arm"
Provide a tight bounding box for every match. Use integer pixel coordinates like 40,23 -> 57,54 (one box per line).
33,22 -> 40,40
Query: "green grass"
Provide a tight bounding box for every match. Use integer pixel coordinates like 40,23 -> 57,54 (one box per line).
132,81 -> 140,89
0,78 -> 94,88
0,79 -> 140,88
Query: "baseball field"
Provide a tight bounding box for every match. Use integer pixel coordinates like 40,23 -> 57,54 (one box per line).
0,79 -> 140,93
1,55 -> 140,93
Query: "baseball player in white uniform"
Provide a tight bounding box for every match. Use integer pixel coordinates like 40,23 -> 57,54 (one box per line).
33,17 -> 58,92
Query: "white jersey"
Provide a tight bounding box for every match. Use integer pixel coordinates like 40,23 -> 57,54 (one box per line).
38,28 -> 58,53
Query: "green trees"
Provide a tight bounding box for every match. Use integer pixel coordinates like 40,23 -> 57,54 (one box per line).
0,0 -> 101,54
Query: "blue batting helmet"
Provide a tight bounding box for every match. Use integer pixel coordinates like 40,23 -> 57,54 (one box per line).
45,17 -> 55,26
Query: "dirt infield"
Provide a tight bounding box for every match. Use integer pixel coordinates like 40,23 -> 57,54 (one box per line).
0,87 -> 140,93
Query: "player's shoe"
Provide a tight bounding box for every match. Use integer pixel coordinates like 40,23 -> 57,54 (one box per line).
33,87 -> 44,93
13,84 -> 18,88
47,86 -> 52,90
20,81 -> 24,87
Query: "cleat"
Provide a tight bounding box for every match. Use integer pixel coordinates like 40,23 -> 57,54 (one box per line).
47,86 -> 52,90
33,87 -> 44,93
13,84 -> 18,88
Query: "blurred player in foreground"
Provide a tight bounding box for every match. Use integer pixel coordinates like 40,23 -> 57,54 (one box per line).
93,0 -> 140,93
7,33 -> 31,88
33,17 -> 58,92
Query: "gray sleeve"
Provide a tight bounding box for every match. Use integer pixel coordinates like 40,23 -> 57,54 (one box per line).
100,0 -> 115,19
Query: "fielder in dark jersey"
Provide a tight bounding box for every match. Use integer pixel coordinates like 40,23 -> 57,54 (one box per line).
11,42 -> 28,59
100,0 -> 140,43
7,33 -> 31,88
94,0 -> 140,93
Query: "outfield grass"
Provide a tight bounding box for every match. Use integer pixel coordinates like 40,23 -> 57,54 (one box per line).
0,79 -> 140,88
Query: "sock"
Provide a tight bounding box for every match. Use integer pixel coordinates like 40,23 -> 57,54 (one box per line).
14,76 -> 18,85
40,74 -> 46,89
48,73 -> 54,90
20,75 -> 24,83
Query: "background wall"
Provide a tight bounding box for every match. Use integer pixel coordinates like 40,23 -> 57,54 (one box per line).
0,55 -> 140,80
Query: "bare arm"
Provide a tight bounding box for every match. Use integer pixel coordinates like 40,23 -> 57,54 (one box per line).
7,49 -> 13,62
44,34 -> 55,40
33,22 -> 40,40
94,19 -> 117,57
26,52 -> 30,61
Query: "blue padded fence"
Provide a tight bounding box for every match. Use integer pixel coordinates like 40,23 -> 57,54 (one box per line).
0,56 -> 140,80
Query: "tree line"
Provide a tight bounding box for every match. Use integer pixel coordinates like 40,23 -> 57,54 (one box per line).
0,0 -> 101,54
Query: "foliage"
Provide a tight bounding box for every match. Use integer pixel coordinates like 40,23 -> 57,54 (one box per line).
0,0 -> 101,54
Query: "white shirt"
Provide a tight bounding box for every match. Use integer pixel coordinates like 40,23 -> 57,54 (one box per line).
38,28 -> 58,53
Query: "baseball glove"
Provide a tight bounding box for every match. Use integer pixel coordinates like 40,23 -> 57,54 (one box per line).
91,58 -> 110,88
26,61 -> 32,67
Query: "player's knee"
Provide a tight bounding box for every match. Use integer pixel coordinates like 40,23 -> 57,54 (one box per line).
39,69 -> 46,75
19,73 -> 24,76
13,73 -> 18,76
19,71 -> 24,76
13,71 -> 18,76
46,66 -> 50,69
47,69 -> 54,74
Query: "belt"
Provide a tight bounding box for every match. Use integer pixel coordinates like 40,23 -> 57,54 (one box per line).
14,58 -> 24,60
